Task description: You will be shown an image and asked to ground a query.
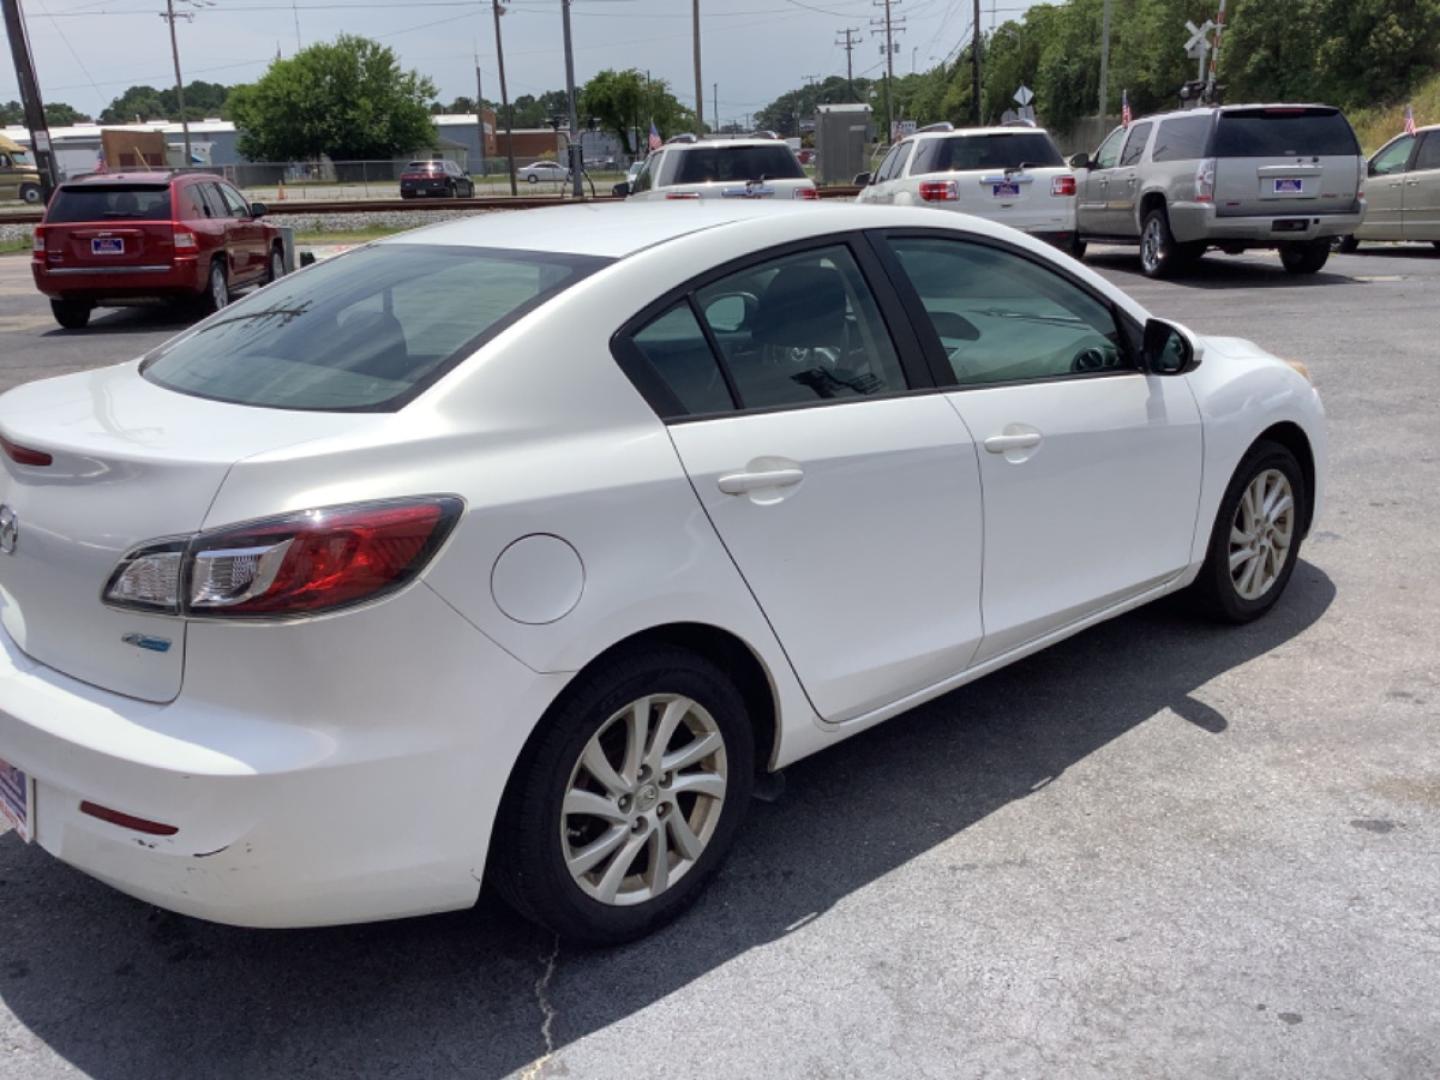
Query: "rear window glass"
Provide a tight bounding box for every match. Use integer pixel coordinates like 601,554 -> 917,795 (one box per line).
1213,109 -> 1359,158
1152,115 -> 1214,162
46,184 -> 171,223
671,145 -> 804,183
141,244 -> 609,412
911,132 -> 1063,173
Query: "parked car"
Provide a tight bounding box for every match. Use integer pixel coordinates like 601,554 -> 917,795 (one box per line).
1335,124 -> 1440,253
0,133 -> 43,204
399,160 -> 475,199
519,161 -> 571,184
0,202 -> 1324,944
1069,104 -> 1365,277
854,123 -> 1076,250
618,134 -> 817,200
31,172 -> 285,330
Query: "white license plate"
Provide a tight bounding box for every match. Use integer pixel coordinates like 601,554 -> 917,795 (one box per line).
992,182 -> 1021,198
91,237 -> 125,255
1272,178 -> 1305,195
0,755 -> 33,843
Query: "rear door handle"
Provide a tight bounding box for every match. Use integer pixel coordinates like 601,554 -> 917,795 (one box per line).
984,432 -> 1043,453
717,467 -> 804,495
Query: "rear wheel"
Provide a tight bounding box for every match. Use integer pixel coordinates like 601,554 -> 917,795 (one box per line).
266,245 -> 285,284
50,298 -> 91,330
445,180 -> 457,198
20,183 -> 41,205
201,259 -> 229,314
1069,236 -> 1088,260
1279,239 -> 1331,274
492,645 -> 755,945
1139,209 -> 1181,278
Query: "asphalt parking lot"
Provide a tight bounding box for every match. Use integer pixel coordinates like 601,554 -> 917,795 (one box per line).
0,240 -> 1437,1079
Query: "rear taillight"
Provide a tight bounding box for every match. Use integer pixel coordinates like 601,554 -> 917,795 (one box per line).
172,227 -> 198,251
1051,175 -> 1077,197
31,229 -> 44,256
1,434 -> 53,467
1195,158 -> 1216,204
665,191 -> 701,200
918,180 -> 958,202
103,496 -> 463,619
794,187 -> 819,200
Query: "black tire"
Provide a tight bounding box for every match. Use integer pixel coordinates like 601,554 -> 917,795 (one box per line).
1432,241 -> 1440,254
1335,235 -> 1360,254
491,645 -> 756,946
1069,236 -> 1088,260
1279,239 -> 1331,274
50,298 -> 91,330
527,173 -> 538,184
1173,241 -> 1208,266
20,183 -> 42,205
1139,208 -> 1181,278
445,181 -> 457,198
265,245 -> 285,284
1189,439 -> 1306,624
200,259 -> 228,314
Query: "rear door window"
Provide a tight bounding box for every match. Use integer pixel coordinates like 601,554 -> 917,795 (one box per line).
198,183 -> 231,219
141,244 -> 610,412
911,132 -> 1064,173
1152,115 -> 1213,162
1213,108 -> 1360,157
1119,123 -> 1152,167
45,184 -> 172,223
1413,132 -> 1440,172
178,183 -> 211,220
627,303 -> 735,417
672,145 -> 804,183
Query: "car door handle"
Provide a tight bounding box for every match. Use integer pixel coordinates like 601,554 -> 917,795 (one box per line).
984,433 -> 1043,453
717,467 -> 804,495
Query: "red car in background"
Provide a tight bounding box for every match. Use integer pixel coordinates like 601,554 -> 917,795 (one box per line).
32,172 -> 285,330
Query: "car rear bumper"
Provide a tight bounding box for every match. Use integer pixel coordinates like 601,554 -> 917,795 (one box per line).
1169,203 -> 1364,245
32,255 -> 206,301
400,181 -> 454,197
0,583 -> 567,928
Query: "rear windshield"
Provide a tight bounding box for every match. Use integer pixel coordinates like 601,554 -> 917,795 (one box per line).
671,145 -> 804,183
1213,108 -> 1359,158
141,244 -> 610,412
46,184 -> 172,223
912,132 -> 1064,173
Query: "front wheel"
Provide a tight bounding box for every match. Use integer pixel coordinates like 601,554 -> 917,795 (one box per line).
1139,209 -> 1180,278
491,645 -> 755,945
527,173 -> 538,184
1335,235 -> 1360,254
266,246 -> 285,284
50,298 -> 91,330
1279,239 -> 1331,274
20,183 -> 42,205
1069,235 -> 1088,260
1189,440 -> 1306,623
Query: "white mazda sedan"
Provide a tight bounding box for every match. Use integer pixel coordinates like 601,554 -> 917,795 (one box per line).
0,203 -> 1324,944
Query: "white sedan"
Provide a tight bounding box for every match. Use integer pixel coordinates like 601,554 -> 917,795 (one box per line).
0,203 -> 1324,944
519,160 -> 570,184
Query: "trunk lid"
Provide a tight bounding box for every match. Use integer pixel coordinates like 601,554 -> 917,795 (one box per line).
0,363 -> 376,702
1212,106 -> 1362,217
41,183 -> 178,270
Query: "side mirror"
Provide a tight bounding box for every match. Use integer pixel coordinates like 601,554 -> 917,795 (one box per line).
611,181 -> 631,197
853,171 -> 872,187
250,202 -> 268,217
1367,160 -> 1380,177
1067,152 -> 1091,170
1143,318 -> 1202,375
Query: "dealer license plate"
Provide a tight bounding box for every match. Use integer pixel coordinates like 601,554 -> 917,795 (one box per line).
91,237 -> 125,255
1272,178 -> 1305,195
992,182 -> 1021,198
0,756 -> 33,843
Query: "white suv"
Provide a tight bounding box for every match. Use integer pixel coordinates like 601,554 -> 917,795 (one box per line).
856,123 -> 1077,250
622,134 -> 818,202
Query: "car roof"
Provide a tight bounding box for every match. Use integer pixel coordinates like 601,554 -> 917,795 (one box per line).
908,126 -> 1054,140
65,171 -> 176,186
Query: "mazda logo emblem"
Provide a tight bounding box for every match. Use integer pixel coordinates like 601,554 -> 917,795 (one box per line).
0,505 -> 16,555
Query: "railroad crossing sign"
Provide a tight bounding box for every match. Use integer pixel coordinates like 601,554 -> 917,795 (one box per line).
1184,19 -> 1215,60
1014,84 -> 1034,107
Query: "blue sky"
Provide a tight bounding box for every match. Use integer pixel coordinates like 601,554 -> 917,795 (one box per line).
3,0 -> 1040,125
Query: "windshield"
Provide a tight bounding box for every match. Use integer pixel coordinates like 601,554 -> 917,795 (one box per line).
911,132 -> 1064,173
1213,108 -> 1359,158
672,145 -> 804,183
142,244 -> 611,412
46,184 -> 172,223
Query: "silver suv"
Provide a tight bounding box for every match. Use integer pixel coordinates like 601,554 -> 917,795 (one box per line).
1070,104 -> 1364,277
620,134 -> 817,201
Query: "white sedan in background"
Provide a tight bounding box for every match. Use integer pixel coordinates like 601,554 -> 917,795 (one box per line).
0,203 -> 1324,944
518,160 -> 571,184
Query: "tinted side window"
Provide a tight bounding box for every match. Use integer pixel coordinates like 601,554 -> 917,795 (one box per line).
199,183 -> 229,218
1093,127 -> 1126,169
632,154 -> 656,193
885,237 -> 1127,386
1119,122 -> 1152,167
874,144 -> 902,183
179,183 -> 211,219
218,184 -> 251,216
1370,136 -> 1415,176
0,153 -> 10,168
892,141 -> 915,177
629,303 -> 734,417
1413,132 -> 1440,172
694,245 -> 908,409
1152,115 -> 1213,162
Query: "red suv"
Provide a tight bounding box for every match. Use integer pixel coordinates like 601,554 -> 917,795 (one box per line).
32,172 -> 285,330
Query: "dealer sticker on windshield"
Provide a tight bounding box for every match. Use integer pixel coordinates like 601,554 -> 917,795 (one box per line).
1273,178 -> 1305,195
91,237 -> 125,255
0,756 -> 33,843
992,182 -> 1021,198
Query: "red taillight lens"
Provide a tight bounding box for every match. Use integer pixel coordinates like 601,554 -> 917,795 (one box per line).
665,191 -> 702,200
1051,175 -> 1077,197
80,801 -> 178,836
794,187 -> 819,200
103,496 -> 463,619
1,434 -> 53,467
31,227 -> 44,256
172,226 -> 198,251
918,180 -> 958,202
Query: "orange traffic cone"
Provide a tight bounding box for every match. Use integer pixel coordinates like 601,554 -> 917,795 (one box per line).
277,177 -> 287,202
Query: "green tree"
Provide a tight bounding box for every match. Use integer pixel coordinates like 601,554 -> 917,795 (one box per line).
228,35 -> 436,161
2,100 -> 90,125
0,100 -> 21,124
99,81 -> 233,123
581,69 -> 695,155
756,75 -> 875,135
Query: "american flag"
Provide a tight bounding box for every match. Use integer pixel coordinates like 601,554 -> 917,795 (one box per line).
1121,89 -> 1132,129
1403,104 -> 1417,137
648,122 -> 662,152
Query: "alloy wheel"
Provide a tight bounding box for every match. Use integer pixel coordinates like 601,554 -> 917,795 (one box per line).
1228,468 -> 1295,601
1142,218 -> 1163,274
210,263 -> 228,310
561,694 -> 728,907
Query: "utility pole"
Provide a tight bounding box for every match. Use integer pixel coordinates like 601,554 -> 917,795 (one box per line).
970,0 -> 981,125
692,0 -> 704,131
836,27 -> 860,100
713,82 -> 718,133
870,0 -> 903,142
474,51 -> 487,178
1097,0 -> 1111,125
492,0 -> 517,195
1,0 -> 58,201
560,0 -> 583,197
160,0 -> 193,167
1205,0 -> 1227,104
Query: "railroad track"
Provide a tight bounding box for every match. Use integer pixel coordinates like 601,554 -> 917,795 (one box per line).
0,187 -> 862,227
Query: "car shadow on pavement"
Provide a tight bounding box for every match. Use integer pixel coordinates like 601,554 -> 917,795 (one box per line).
40,306 -> 197,338
1083,249 -> 1350,290
0,564 -> 1336,1079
